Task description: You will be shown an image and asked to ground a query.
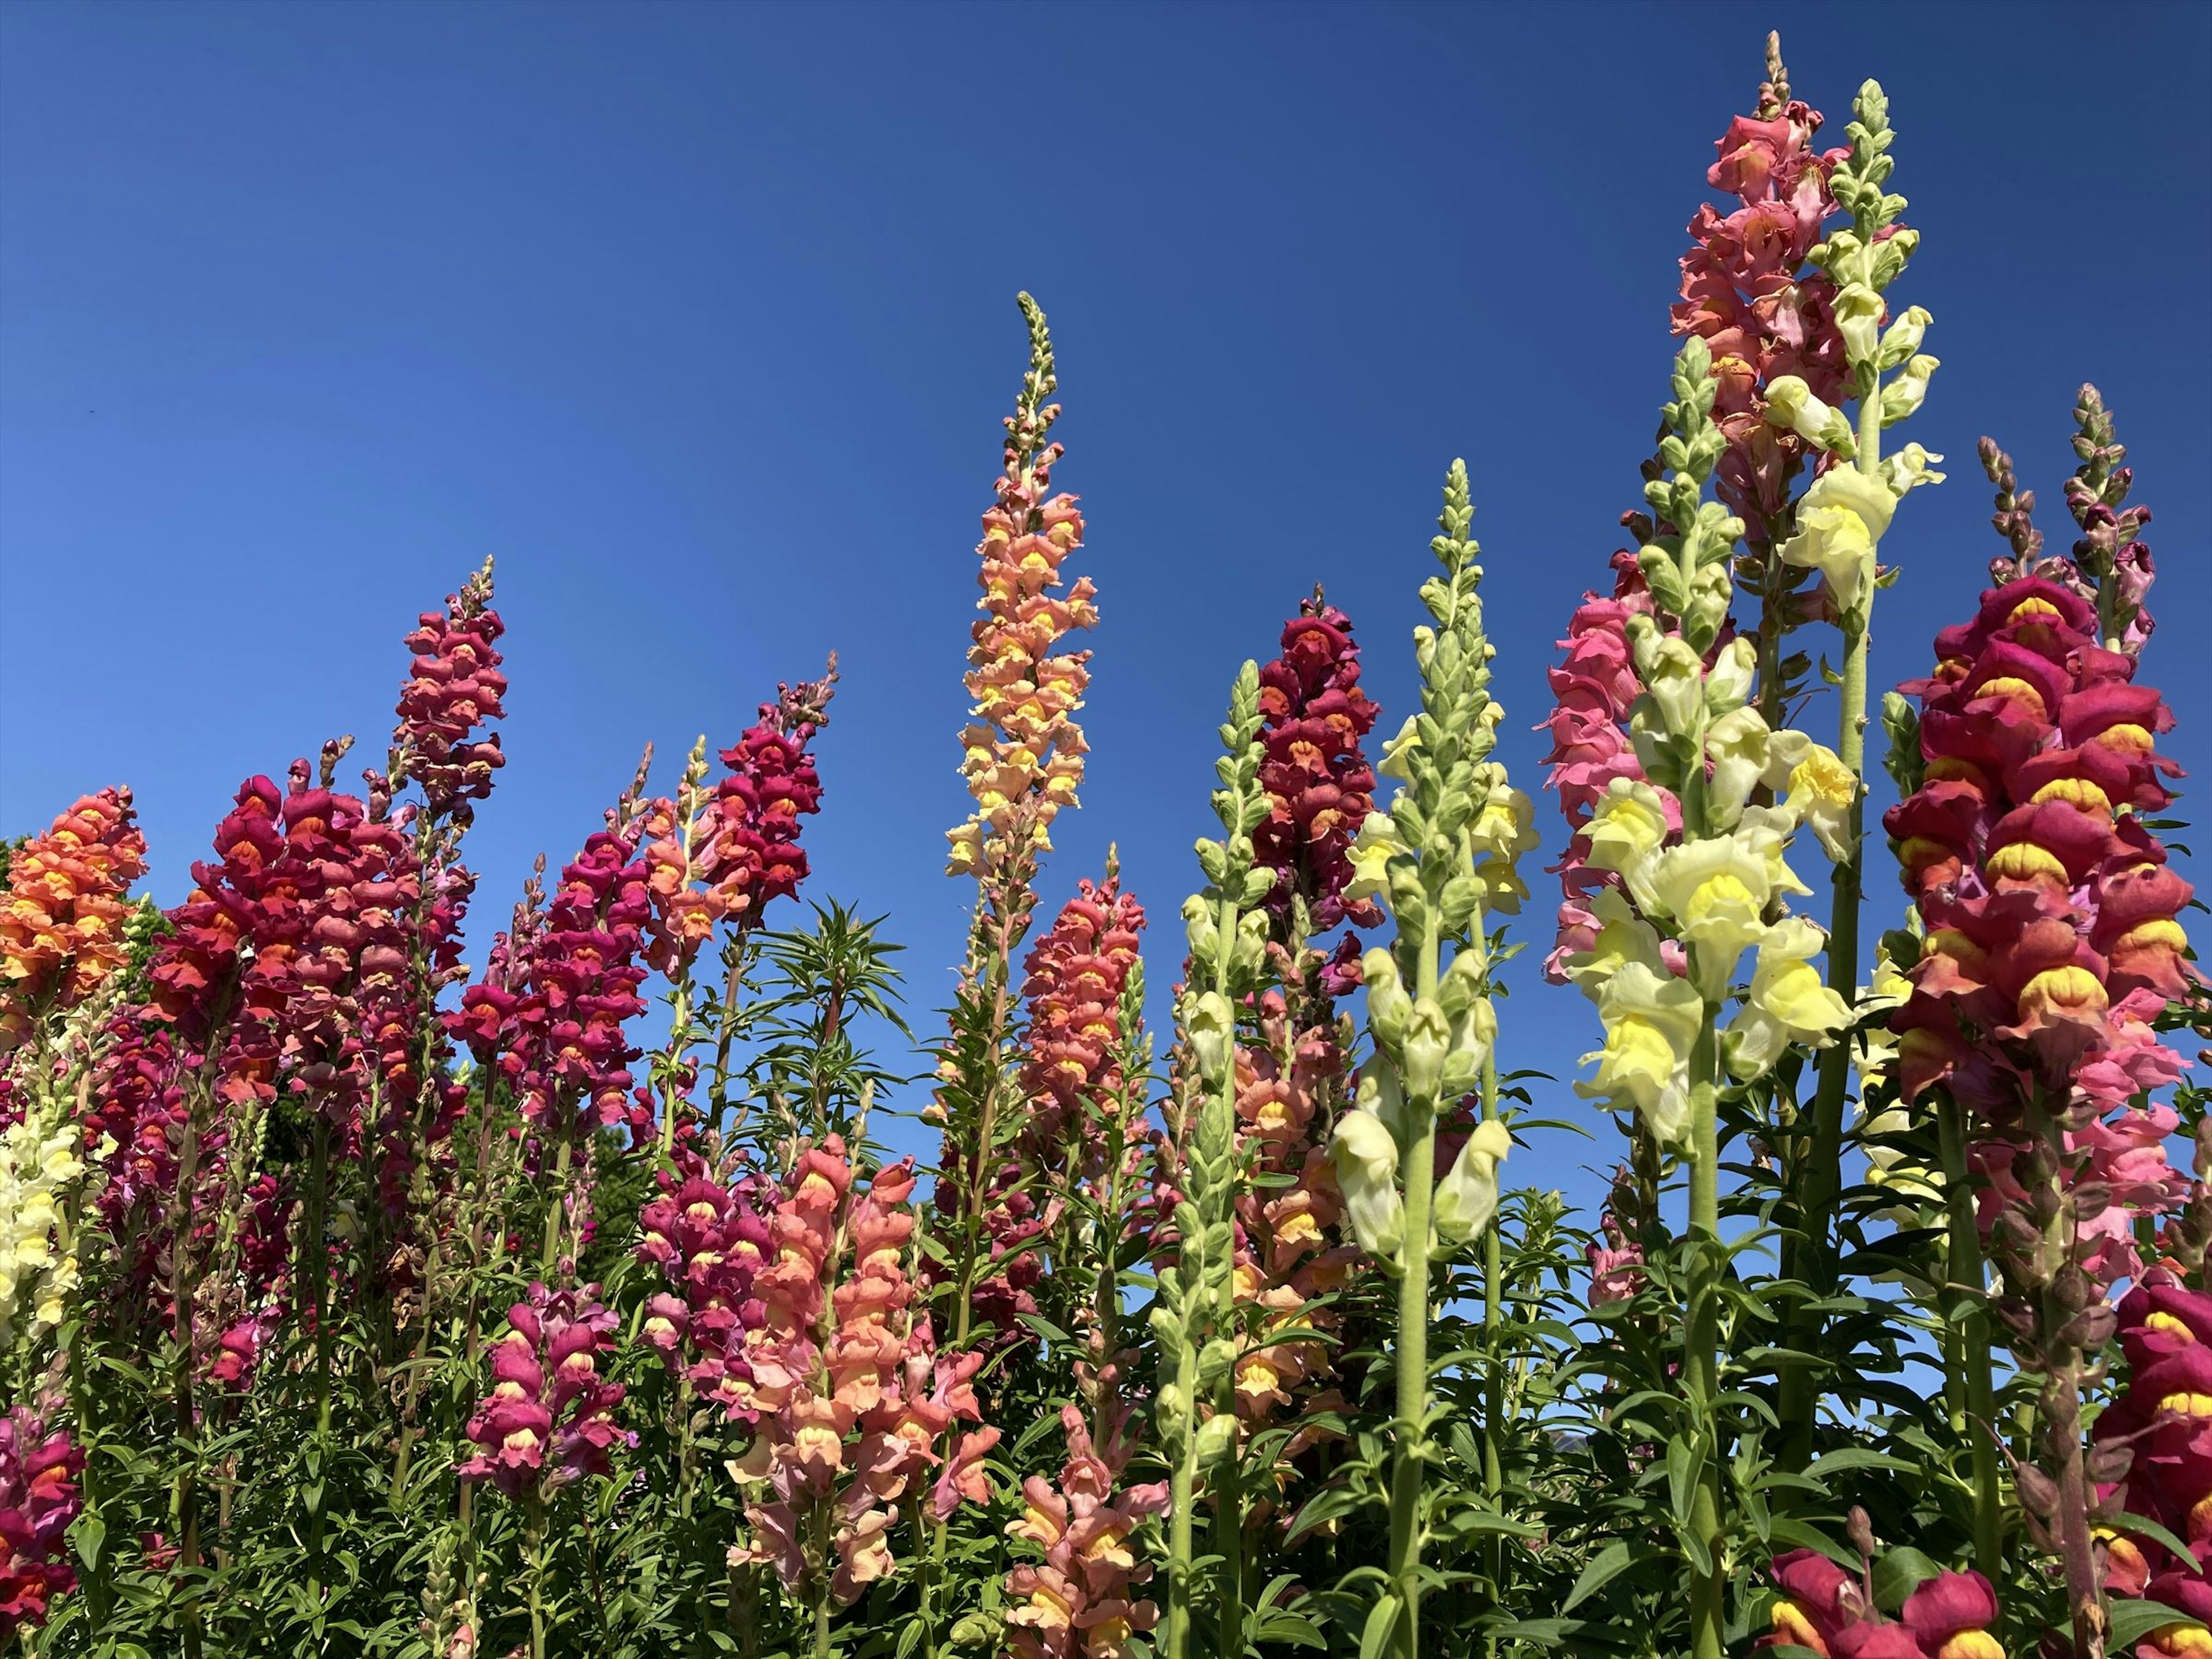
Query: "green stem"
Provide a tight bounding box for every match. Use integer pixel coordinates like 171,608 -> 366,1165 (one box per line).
1478,1051 -> 1505,1624
1937,1092 -> 2003,1584
542,1131 -> 573,1276
1387,928 -> 1443,1659
306,1112 -> 332,1607
526,1494 -> 550,1659
1685,1014 -> 1725,1659
1778,380 -> 1883,1471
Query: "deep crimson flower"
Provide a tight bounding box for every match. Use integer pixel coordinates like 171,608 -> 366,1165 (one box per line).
459,1281 -> 632,1498
1252,594 -> 1381,932
0,1408 -> 82,1642
635,1147 -> 772,1418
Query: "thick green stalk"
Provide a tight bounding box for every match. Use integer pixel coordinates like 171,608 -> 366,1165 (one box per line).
1210,903 -> 1245,1659
1779,380 -> 1883,1469
526,1494 -> 551,1659
541,1131 -> 573,1275
1165,1328 -> 1199,1659
306,1113 -> 332,1606
1937,1092 -> 2002,1582
1478,1051 -> 1506,1626
1684,1017 -> 1725,1659
1387,926 -> 1443,1659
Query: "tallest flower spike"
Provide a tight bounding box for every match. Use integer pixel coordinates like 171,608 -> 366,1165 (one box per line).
1757,74 -> 1946,1466
945,292 -> 1099,885
1328,462 -> 1533,1659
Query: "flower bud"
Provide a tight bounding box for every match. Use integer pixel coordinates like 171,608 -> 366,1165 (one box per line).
1834,282 -> 1883,363
1330,1108 -> 1405,1267
1402,997 -> 1450,1101
1186,991 -> 1235,1082
1432,1119 -> 1510,1251
1365,949 -> 1410,1048
1877,304 -> 1931,368
1194,1412 -> 1238,1471
1702,637 -> 1757,716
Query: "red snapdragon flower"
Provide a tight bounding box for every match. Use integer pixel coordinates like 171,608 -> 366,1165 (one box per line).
0,1408 -> 83,1641
1759,1548 -> 2001,1658
459,1281 -> 632,1498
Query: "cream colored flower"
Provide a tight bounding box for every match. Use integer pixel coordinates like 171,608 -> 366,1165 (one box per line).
1433,1120 -> 1512,1251
1345,808 -> 1407,911
1577,963 -> 1704,1147
1724,918 -> 1853,1078
1330,1106 -> 1405,1264
1777,465 -> 1896,614
1563,887 -> 1666,998
1646,834 -> 1775,999
1582,779 -> 1672,910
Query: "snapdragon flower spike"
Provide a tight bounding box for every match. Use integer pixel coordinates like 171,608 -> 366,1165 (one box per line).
945,294 -> 1097,879
0,787 -> 148,1052
635,1146 -> 771,1416
458,1280 -> 632,1498
1673,53 -> 1849,558
730,1139 -> 985,1604
643,669 -> 832,978
0,1407 -> 83,1642
1540,552 -> 1679,982
1253,594 -> 1381,933
391,559 -> 507,823
1757,1546 -> 2002,1658
1885,575 -> 2195,1291
1016,875 -> 1146,1175
455,815 -> 652,1144
944,875 -> 1148,1352
1004,1404 -> 1172,1659
2093,1277 -> 2212,1638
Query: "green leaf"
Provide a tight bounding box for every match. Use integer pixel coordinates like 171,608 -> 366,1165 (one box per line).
1870,1546 -> 1941,1612
1559,1540 -> 1633,1615
2108,1601 -> 2201,1647
1357,1590 -> 1402,1659
69,1510 -> 106,1572
1666,1433 -> 1700,1529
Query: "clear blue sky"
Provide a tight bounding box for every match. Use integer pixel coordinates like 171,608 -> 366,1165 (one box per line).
4,1 -> 2207,1200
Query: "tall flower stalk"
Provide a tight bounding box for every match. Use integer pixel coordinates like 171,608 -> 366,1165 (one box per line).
1328,462 -> 1529,1659
1155,660 -> 1268,1659
1559,338 -> 1862,1656
1763,78 -> 1941,1450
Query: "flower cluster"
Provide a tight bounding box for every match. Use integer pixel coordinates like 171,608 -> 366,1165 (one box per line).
1004,1404 -> 1171,1659
0,787 -> 147,1052
637,1147 -> 772,1417
945,295 -> 1096,879
1016,876 -> 1146,1175
1673,66 -> 1849,555
945,876 -> 1149,1350
644,670 -> 832,978
1252,595 -> 1381,932
1758,1547 -> 2001,1658
1227,993 -> 1358,1429
1558,344 -> 1857,1150
2099,1277 -> 2212,1642
731,1139 -> 984,1604
0,1110 -> 82,1342
1541,552 -> 1673,982
390,559 -> 507,821
454,816 -> 652,1140
0,1407 -> 82,1643
458,1281 -> 632,1498
1886,575 -> 2194,1292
